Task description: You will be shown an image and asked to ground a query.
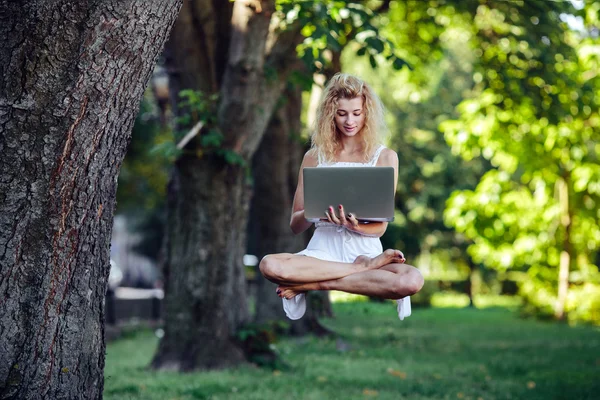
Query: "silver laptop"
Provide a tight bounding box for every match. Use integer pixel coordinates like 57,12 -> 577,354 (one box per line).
303,167 -> 395,222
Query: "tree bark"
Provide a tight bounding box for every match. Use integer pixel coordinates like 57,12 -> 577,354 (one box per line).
248,83 -> 334,335
249,91 -> 302,323
152,0 -> 303,370
248,82 -> 309,322
466,259 -> 475,308
164,0 -> 234,97
0,1 -> 181,398
151,155 -> 251,370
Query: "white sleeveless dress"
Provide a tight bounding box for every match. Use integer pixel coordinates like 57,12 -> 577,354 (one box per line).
283,145 -> 412,321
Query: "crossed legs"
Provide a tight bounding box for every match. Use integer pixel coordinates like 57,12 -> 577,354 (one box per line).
259,249 -> 424,300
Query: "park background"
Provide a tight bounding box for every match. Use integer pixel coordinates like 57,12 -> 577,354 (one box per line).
1,0 -> 599,399
105,0 -> 600,399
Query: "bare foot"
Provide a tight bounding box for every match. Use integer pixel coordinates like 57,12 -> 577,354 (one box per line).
276,285 -> 306,299
354,249 -> 405,270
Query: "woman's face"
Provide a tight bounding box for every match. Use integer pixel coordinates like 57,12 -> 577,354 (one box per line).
334,97 -> 365,138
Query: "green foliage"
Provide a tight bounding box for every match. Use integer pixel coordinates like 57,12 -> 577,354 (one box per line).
176,89 -> 219,127
565,282 -> 600,325
343,0 -> 491,283
148,141 -> 181,161
222,149 -> 246,167
409,280 -> 437,307
276,0 -> 409,74
151,89 -> 248,168
117,94 -> 170,213
235,321 -> 290,370
200,129 -> 224,148
438,0 -> 600,323
116,94 -> 171,260
341,0 -> 599,323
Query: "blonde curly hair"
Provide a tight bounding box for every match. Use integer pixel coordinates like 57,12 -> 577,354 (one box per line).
311,73 -> 387,163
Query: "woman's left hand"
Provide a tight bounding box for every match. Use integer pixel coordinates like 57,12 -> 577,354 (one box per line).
324,204 -> 360,231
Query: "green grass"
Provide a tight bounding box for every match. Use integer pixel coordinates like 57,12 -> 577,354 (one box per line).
104,303 -> 600,400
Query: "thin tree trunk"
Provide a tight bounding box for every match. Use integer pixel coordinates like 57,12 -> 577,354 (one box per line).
466,259 -> 475,308
555,175 -> 572,320
249,85 -> 305,324
249,82 -> 332,333
163,0 -> 233,100
0,1 -> 181,398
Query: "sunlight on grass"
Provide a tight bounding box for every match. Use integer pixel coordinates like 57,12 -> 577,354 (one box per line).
330,290 -> 369,303
331,291 -> 524,310
430,292 -> 471,307
474,294 -> 523,308
431,292 -> 523,308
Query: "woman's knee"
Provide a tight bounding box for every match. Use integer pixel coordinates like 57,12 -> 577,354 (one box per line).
259,255 -> 277,278
404,268 -> 424,295
259,254 -> 286,282
391,267 -> 424,297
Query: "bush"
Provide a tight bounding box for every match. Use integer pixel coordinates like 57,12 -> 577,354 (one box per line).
411,280 -> 437,307
566,283 -> 600,326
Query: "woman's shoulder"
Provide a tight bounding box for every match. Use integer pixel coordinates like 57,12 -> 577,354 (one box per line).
376,147 -> 398,167
302,149 -> 319,167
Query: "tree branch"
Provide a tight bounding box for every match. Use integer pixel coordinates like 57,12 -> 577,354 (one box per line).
265,23 -> 304,75
218,0 -> 295,159
165,0 -> 233,97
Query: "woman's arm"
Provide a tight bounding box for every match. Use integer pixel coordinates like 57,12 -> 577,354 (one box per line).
290,151 -> 318,235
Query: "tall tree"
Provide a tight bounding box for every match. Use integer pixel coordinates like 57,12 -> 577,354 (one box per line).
151,0 -> 304,371
248,80 -> 333,335
248,82 -> 307,325
0,1 -> 182,398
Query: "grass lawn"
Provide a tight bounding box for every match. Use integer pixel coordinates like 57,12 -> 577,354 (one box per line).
104,302 -> 600,400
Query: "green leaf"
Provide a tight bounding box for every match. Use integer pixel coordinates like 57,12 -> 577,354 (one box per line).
200,129 -> 224,148
149,142 -> 181,159
392,57 -> 403,70
369,54 -> 377,69
366,36 -> 384,53
222,150 -> 247,167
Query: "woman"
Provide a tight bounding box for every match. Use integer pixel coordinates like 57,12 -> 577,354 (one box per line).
259,73 -> 424,320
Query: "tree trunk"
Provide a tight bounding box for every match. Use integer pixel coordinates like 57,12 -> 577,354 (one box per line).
555,175 -> 572,320
0,1 -> 181,398
249,84 -> 306,324
248,76 -> 335,337
163,0 -> 234,98
152,0 -> 303,370
466,259 -> 475,308
151,155 -> 250,370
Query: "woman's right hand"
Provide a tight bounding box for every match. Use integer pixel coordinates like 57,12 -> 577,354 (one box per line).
323,204 -> 360,231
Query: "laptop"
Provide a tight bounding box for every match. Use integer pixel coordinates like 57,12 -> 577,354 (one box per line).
303,167 -> 395,222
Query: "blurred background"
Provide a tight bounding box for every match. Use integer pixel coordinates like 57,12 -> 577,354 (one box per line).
104,1 -> 599,399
